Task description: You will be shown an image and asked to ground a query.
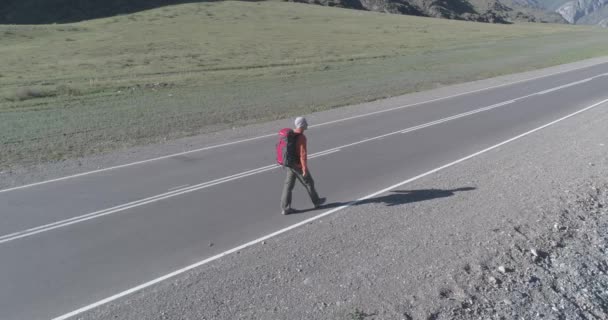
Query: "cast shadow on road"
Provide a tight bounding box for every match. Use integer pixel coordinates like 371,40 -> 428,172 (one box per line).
294,187 -> 476,214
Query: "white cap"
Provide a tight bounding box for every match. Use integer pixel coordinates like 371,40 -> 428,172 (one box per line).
295,117 -> 308,129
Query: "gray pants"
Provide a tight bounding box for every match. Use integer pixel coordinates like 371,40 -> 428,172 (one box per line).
281,167 -> 320,210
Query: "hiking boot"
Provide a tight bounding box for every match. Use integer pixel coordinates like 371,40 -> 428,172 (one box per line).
282,208 -> 295,215
314,197 -> 327,209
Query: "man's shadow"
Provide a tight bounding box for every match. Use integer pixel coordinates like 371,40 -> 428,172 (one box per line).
294,187 -> 476,213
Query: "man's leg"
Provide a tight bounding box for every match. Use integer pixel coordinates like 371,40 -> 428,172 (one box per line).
281,168 -> 297,211
294,168 -> 321,206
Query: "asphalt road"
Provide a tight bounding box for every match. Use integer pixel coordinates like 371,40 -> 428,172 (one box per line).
1,62 -> 608,320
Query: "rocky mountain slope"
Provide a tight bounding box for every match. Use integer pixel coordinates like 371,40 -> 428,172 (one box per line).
290,0 -> 566,23
536,0 -> 608,24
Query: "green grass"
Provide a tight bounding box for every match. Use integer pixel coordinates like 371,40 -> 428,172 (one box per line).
1,1 -> 608,168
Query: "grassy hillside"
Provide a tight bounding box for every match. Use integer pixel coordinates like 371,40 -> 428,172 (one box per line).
0,0 -> 565,25
0,0 -> 214,24
1,1 -> 608,168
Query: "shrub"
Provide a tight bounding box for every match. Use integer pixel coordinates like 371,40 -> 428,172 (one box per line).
11,87 -> 56,101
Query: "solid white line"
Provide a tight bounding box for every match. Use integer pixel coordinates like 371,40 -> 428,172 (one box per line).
535,78 -> 592,95
309,149 -> 341,158
51,97 -> 608,320
1,76 -> 600,244
591,72 -> 608,80
168,185 -> 189,191
2,63 -> 605,194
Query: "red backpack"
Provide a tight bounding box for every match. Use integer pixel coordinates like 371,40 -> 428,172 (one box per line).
276,128 -> 298,167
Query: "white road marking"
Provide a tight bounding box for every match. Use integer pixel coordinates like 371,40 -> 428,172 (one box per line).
0,164 -> 278,244
400,100 -> 516,134
592,72 -> 608,79
309,149 -> 341,159
535,78 -> 593,95
0,76 -> 602,244
0,150 -> 341,244
1,63 -> 605,194
168,185 -> 189,191
51,97 -> 608,320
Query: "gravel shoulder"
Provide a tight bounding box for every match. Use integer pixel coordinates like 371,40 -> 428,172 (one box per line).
3,56 -> 608,191
78,64 -> 608,319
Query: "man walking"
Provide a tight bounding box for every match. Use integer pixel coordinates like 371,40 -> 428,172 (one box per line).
281,117 -> 326,215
